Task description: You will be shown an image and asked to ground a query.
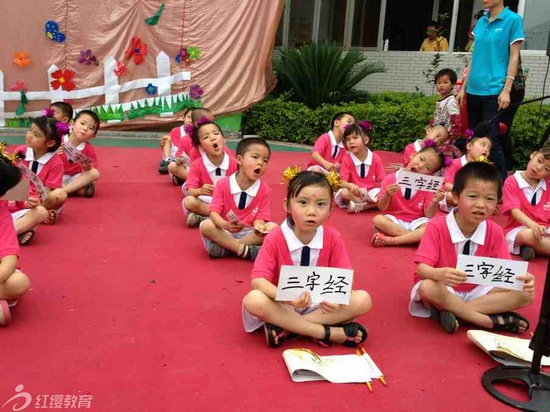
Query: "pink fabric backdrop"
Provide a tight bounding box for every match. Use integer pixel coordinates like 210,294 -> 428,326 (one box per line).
1,0 -> 283,127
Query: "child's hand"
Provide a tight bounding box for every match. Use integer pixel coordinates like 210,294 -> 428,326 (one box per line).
327,162 -> 337,171
226,221 -> 245,233
200,184 -> 215,196
432,189 -> 445,203
79,160 -> 92,171
253,221 -> 268,237
319,301 -> 340,314
334,162 -> 341,172
56,145 -> 65,156
175,157 -> 186,167
529,224 -> 547,240
438,267 -> 467,287
518,272 -> 535,297
290,291 -> 311,309
24,196 -> 40,209
385,183 -> 400,196
348,184 -> 363,198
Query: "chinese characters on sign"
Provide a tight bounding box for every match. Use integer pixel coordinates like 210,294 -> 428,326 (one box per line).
456,254 -> 527,291
397,171 -> 443,193
62,141 -> 94,166
17,163 -> 47,202
275,265 -> 353,304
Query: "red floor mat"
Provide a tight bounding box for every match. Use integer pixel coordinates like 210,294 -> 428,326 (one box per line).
1,146 -> 546,411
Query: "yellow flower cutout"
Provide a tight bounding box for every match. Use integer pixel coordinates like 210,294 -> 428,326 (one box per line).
475,155 -> 493,165
325,170 -> 341,191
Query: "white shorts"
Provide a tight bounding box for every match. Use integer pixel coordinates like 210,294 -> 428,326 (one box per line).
62,173 -> 83,186
181,195 -> 212,215
199,225 -> 254,251
384,214 -> 429,231
242,299 -> 320,332
306,165 -> 329,174
506,225 -> 550,255
408,280 -> 494,318
170,145 -> 179,158
11,209 -> 30,221
334,188 -> 380,208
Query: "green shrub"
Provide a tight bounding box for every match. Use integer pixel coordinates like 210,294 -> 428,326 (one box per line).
242,92 -> 550,169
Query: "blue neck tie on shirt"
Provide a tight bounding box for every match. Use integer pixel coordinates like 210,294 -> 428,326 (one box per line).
215,167 -> 222,176
31,161 -> 39,174
300,246 -> 310,266
360,163 -> 366,179
332,145 -> 338,159
238,192 -> 247,210
404,187 -> 412,200
463,240 -> 471,255
531,192 -> 537,206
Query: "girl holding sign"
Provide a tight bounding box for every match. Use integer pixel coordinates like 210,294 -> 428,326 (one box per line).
242,170 -> 372,348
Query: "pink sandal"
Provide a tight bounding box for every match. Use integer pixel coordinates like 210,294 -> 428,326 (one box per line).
0,300 -> 12,326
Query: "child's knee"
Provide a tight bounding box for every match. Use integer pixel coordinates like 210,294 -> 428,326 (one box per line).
51,189 -> 67,204
351,290 -> 372,314
199,219 -> 216,235
168,162 -> 178,174
182,196 -> 195,210
35,206 -> 48,221
90,168 -> 100,180
418,279 -> 441,301
243,290 -> 269,316
9,271 -> 30,297
372,214 -> 385,228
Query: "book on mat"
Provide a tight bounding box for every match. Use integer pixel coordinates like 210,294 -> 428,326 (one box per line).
467,330 -> 550,367
282,348 -> 381,383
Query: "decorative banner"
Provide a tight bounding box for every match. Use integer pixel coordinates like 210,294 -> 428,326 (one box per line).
78,49 -> 98,66
145,3 -> 165,25
12,51 -> 31,69
0,179 -> 29,201
275,265 -> 353,304
62,141 -> 94,165
16,163 -> 47,202
456,254 -> 527,291
397,170 -> 443,193
50,69 -> 76,91
44,20 -> 66,42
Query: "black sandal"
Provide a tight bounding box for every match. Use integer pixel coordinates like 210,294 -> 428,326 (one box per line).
317,322 -> 368,348
431,306 -> 459,333
17,230 -> 35,246
84,183 -> 95,198
489,312 -> 530,333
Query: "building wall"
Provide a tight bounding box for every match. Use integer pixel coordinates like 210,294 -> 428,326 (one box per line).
358,51 -> 550,98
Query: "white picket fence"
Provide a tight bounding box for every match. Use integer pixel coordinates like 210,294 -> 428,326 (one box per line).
0,51 -> 192,126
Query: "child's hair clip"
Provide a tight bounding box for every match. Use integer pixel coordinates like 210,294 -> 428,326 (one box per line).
443,155 -> 453,168
184,123 -> 194,136
56,121 -> 69,137
0,141 -> 23,164
474,155 -> 493,165
463,128 -> 475,142
281,165 -> 302,184
358,120 -> 373,133
196,116 -> 211,126
43,107 -> 56,117
422,138 -> 436,148
325,170 -> 341,191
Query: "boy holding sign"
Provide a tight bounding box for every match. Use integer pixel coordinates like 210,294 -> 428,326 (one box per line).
242,170 -> 371,348
410,162 -> 535,333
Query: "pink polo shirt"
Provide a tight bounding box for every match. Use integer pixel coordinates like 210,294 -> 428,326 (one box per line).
502,172 -> 550,233
169,125 -> 186,150
415,214 -> 509,293
251,224 -> 351,285
0,201 -> 19,259
379,170 -> 435,222
306,131 -> 346,169
340,150 -> 385,190
185,153 -> 238,189
16,146 -> 64,194
403,140 -> 423,165
59,135 -> 98,176
444,156 -> 468,185
209,174 -> 271,227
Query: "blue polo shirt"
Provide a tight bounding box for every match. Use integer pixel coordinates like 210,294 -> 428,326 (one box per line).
467,7 -> 524,96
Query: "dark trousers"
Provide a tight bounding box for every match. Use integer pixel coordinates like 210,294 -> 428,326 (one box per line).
466,93 -> 507,181
499,88 -> 525,170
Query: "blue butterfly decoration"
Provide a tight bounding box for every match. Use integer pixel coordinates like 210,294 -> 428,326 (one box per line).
45,21 -> 66,42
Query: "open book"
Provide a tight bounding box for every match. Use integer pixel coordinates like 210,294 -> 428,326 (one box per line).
467,330 -> 550,367
282,348 -> 380,383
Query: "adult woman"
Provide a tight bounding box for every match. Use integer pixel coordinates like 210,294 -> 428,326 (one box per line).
456,1 -> 524,180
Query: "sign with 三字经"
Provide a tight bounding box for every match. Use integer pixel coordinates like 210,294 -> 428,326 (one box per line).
456,254 -> 527,291
397,170 -> 443,193
275,265 -> 353,304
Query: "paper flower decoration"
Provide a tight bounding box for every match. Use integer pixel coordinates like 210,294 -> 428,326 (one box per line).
422,138 -> 436,148
9,81 -> 28,93
50,69 -> 76,91
145,83 -> 158,95
12,52 -> 31,69
189,84 -> 203,100
358,120 -> 373,133
281,165 -> 303,184
114,61 -> 129,76
45,20 -> 66,42
187,46 -> 200,60
15,91 -> 28,116
145,3 -> 165,25
43,107 -> 56,117
184,124 -> 194,136
125,37 -> 148,65
78,49 -> 98,66
175,46 -> 200,65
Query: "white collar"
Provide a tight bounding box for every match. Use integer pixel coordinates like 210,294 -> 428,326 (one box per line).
350,149 -> 373,166
25,147 -> 55,164
281,220 -> 324,252
229,173 -> 261,197
514,171 -> 547,191
203,152 -> 229,173
328,130 -> 345,149
63,135 -> 86,151
460,155 -> 468,166
446,209 -> 486,245
413,140 -> 423,151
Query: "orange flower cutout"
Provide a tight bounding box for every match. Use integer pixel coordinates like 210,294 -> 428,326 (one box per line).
50,69 -> 76,91
12,52 -> 31,69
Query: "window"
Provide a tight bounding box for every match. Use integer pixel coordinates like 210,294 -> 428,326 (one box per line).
522,0 -> 550,50
289,0 -> 315,47
318,0 -> 347,45
351,0 -> 382,48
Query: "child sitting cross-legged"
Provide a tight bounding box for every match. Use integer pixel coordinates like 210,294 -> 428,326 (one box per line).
372,146 -> 447,247
242,170 -> 372,348
199,137 -> 277,261
0,153 -> 31,325
182,121 -> 238,228
336,121 -> 386,213
411,162 -> 535,334
502,144 -> 550,261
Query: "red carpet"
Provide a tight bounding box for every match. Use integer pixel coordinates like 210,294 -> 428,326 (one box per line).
1,146 -> 546,411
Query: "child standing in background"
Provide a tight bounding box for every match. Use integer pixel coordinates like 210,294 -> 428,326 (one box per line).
502,145 -> 550,261
199,138 -> 276,261
306,112 -> 355,174
59,110 -> 101,198
373,147 -> 446,247
336,122 -> 386,213
433,69 -> 461,157
242,170 -> 371,348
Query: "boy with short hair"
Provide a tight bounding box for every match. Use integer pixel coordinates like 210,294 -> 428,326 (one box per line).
410,162 -> 535,333
49,102 -> 74,124
199,137 -> 277,261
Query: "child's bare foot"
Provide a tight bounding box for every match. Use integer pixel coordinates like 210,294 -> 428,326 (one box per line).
372,232 -> 396,247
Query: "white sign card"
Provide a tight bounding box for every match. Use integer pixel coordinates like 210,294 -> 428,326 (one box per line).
0,179 -> 29,201
16,164 -> 47,202
456,254 -> 527,291
275,265 -> 353,305
62,141 -> 94,165
397,170 -> 443,193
